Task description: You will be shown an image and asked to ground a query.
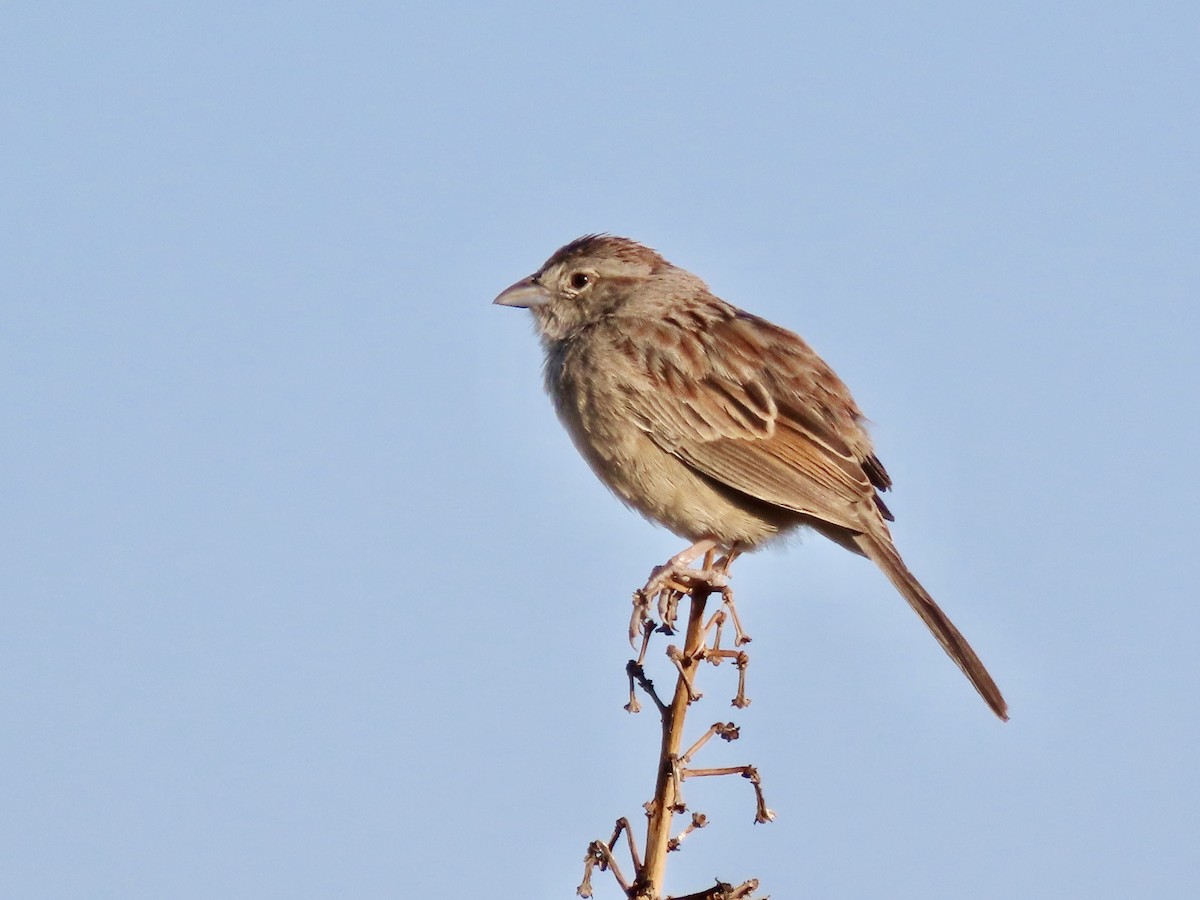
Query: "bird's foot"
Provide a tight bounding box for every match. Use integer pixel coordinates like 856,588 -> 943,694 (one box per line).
630,540 -> 734,643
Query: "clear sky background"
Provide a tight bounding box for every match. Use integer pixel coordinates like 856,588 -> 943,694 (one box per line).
3,3 -> 1197,898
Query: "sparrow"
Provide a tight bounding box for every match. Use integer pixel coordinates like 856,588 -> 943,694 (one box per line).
494,234 -> 1007,720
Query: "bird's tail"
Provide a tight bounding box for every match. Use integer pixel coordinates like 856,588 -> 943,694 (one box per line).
856,530 -> 1009,721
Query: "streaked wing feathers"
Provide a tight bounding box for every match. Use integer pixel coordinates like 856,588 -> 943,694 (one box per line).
623,304 -> 884,531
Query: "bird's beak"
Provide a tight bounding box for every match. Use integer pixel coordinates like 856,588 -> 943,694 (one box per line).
493,276 -> 551,309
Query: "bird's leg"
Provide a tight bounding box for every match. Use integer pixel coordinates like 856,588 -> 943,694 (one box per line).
634,539 -> 722,636
715,548 -> 741,572
670,538 -> 720,569
660,551 -> 714,632
651,539 -> 720,590
630,542 -> 715,641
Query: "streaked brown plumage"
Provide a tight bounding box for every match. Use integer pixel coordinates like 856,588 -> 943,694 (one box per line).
494,235 -> 1007,720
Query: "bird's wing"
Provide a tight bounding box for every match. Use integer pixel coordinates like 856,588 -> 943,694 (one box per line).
621,307 -> 890,531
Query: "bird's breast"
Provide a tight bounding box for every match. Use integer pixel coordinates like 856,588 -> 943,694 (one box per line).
543,338 -> 785,547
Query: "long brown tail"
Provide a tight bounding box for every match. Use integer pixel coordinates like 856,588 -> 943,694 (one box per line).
857,530 -> 1009,720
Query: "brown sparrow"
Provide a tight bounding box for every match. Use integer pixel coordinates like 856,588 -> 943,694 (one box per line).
494,235 -> 1007,720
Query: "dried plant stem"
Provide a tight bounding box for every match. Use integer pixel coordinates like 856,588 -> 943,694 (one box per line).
580,562 -> 769,899
635,585 -> 712,899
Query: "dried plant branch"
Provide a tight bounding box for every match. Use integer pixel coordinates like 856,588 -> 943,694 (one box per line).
703,609 -> 727,651
678,765 -> 774,824
665,644 -> 704,702
581,562 -> 772,900
732,651 -> 751,709
626,660 -> 667,716
667,812 -> 708,851
635,584 -> 713,898
579,839 -> 630,898
608,817 -> 643,874
669,878 -> 761,900
679,722 -> 740,765
635,618 -> 656,666
718,585 -> 751,647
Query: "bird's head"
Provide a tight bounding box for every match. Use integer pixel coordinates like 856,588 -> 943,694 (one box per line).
493,234 -> 685,341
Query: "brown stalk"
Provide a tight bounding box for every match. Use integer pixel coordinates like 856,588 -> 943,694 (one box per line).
580,564 -> 769,900
634,584 -> 712,899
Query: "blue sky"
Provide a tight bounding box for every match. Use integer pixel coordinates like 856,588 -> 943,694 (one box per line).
3,3 -> 1197,897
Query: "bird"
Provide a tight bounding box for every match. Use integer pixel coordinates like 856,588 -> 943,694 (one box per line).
493,234 -> 1007,720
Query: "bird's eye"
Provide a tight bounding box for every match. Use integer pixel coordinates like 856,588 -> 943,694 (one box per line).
569,272 -> 591,290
